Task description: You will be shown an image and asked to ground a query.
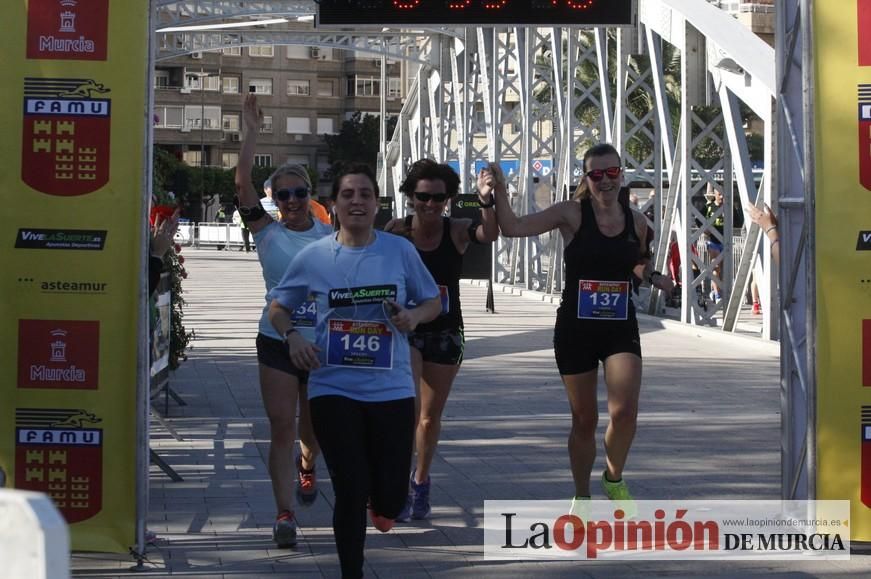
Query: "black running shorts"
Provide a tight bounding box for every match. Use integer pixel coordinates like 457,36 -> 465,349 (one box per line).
256,333 -> 309,381
408,327 -> 465,365
552,310 -> 642,375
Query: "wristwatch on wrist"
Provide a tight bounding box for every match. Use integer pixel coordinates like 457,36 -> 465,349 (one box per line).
478,193 -> 496,209
282,327 -> 298,343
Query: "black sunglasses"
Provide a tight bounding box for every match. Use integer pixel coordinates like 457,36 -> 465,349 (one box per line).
413,192 -> 448,203
274,187 -> 310,201
585,166 -> 622,182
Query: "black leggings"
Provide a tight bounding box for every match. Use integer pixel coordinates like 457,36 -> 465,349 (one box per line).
310,395 -> 414,579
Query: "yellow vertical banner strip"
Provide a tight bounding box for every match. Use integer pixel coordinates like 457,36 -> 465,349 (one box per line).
0,0 -> 150,552
813,0 -> 871,540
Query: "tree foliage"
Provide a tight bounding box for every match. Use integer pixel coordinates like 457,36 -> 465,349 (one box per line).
323,112 -> 397,177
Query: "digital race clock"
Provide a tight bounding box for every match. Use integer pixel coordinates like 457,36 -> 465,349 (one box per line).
317,0 -> 634,26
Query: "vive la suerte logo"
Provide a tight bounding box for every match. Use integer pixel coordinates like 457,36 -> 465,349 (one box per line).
858,230 -> 871,251
15,228 -> 107,250
21,77 -> 111,196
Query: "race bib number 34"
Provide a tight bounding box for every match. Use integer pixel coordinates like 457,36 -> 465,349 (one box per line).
290,297 -> 317,327
327,320 -> 393,369
577,280 -> 630,320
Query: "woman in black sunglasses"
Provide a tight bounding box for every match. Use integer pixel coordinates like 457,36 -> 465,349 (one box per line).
494,143 -> 673,518
234,93 -> 333,548
383,159 -> 499,521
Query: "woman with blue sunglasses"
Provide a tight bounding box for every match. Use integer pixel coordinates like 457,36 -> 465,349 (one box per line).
234,93 -> 332,548
494,143 -> 673,518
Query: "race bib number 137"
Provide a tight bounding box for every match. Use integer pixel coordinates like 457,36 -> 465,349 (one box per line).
577,280 -> 630,320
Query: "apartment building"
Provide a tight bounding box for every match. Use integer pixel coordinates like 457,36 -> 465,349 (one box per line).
709,0 -> 775,45
153,36 -> 403,195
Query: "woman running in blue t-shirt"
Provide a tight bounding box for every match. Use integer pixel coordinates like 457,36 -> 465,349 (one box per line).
268,163 -> 441,579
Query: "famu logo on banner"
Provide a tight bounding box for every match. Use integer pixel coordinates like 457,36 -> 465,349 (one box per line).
15,407 -> 104,524
21,77 -> 111,196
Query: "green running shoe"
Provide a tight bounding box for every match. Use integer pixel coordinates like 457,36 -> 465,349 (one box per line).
569,496 -> 591,522
601,471 -> 637,519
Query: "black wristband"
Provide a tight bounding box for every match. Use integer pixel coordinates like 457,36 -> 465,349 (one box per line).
647,271 -> 662,285
478,193 -> 496,208
282,327 -> 298,343
238,202 -> 266,224
467,220 -> 486,244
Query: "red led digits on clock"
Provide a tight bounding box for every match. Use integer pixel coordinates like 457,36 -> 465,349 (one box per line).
403,0 -> 597,9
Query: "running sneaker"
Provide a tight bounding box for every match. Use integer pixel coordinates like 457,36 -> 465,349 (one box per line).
568,496 -> 591,522
295,455 -> 318,507
601,471 -> 637,519
368,508 -> 394,533
752,301 -> 761,315
272,510 -> 298,548
410,471 -> 431,520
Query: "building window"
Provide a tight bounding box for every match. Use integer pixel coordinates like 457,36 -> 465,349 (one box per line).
354,76 -> 380,97
286,155 -> 309,167
286,117 -> 311,134
222,76 -> 240,94
260,115 -> 273,133
317,80 -> 334,97
249,78 -> 272,95
387,77 -> 401,98
222,46 -> 241,56
286,79 -> 311,96
254,154 -> 272,167
182,150 -> 202,166
222,152 -> 239,168
222,114 -> 240,132
154,71 -> 170,89
185,73 -> 220,91
184,105 -> 222,130
316,118 -> 335,134
154,105 -> 183,128
248,45 -> 274,57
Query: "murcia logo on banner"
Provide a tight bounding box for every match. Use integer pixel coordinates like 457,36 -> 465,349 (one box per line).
860,0 -> 871,66
15,407 -> 103,523
26,0 -> 109,61
859,85 -> 871,192
17,319 -> 99,390
22,77 -> 111,196
15,228 -> 107,250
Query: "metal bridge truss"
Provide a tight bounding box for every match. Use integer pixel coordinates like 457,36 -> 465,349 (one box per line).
155,1 -> 777,333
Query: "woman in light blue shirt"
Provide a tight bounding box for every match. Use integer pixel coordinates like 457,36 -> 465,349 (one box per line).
234,94 -> 332,549
269,163 -> 441,579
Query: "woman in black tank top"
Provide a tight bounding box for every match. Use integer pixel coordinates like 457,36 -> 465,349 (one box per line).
383,159 -> 499,521
494,144 -> 674,517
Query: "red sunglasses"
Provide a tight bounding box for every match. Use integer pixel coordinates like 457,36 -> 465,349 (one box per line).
585,166 -> 622,182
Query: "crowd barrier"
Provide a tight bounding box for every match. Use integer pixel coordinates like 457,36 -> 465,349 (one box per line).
173,222 -> 253,250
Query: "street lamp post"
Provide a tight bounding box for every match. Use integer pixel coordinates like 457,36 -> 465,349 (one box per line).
200,68 -> 206,222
